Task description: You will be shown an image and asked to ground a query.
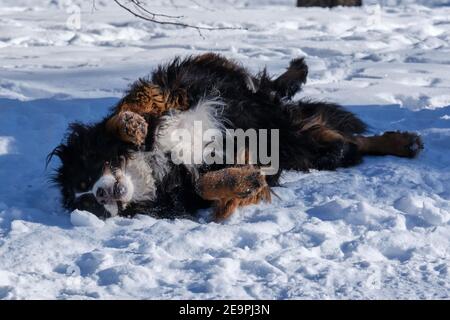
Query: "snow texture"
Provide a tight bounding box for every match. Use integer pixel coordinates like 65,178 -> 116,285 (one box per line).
0,0 -> 449,299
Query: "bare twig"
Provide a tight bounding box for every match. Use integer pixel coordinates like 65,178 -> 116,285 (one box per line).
113,0 -> 245,35
128,0 -> 184,19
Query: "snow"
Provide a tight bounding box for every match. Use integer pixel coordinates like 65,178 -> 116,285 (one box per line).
70,210 -> 105,228
0,0 -> 450,299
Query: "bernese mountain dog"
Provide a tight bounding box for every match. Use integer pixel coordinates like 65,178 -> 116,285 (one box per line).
48,53 -> 424,221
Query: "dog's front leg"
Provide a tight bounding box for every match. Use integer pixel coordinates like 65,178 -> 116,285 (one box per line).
106,111 -> 148,146
195,166 -> 271,221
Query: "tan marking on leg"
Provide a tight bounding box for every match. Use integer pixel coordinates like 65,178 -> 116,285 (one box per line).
117,84 -> 188,116
213,185 -> 271,222
195,166 -> 271,221
311,126 -> 347,144
300,115 -> 348,144
355,131 -> 424,158
106,111 -> 148,145
196,167 -> 265,200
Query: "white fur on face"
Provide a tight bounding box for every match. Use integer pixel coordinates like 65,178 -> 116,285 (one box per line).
92,173 -> 116,199
87,152 -> 162,216
91,170 -> 134,204
122,152 -> 157,202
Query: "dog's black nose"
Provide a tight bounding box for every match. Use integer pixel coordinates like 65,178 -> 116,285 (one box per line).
96,187 -> 106,198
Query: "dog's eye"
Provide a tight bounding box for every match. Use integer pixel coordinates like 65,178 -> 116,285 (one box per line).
79,182 -> 87,190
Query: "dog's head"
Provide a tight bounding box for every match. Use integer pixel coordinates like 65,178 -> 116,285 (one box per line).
48,121 -> 140,218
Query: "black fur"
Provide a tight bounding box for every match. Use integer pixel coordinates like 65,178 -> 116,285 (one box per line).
273,58 -> 308,99
48,118 -> 209,218
48,121 -> 131,217
49,54 -> 367,218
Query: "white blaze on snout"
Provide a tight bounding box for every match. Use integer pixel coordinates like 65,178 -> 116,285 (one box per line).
92,173 -> 116,199
92,170 -> 134,203
88,153 -> 159,216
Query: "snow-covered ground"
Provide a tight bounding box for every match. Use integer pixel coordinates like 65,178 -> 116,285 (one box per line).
1,0 -> 450,299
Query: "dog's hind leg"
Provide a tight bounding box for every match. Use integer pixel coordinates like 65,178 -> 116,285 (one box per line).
288,101 -> 367,135
354,131 -> 424,158
305,123 -> 363,169
272,58 -> 309,99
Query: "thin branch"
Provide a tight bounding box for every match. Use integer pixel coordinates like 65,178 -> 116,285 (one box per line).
113,0 -> 245,34
129,0 -> 184,19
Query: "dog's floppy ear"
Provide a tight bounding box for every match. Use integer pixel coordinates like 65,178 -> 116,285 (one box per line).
45,143 -> 69,187
46,145 -> 63,169
45,122 -> 89,169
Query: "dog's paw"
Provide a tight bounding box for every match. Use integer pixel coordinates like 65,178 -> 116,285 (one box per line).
196,166 -> 266,202
117,111 -> 148,146
383,131 -> 424,158
235,170 -> 266,198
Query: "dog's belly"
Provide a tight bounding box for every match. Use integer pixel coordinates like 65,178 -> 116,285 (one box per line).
154,98 -> 226,175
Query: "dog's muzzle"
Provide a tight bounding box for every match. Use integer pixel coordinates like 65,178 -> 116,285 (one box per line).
95,180 -> 128,204
92,160 -> 134,208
